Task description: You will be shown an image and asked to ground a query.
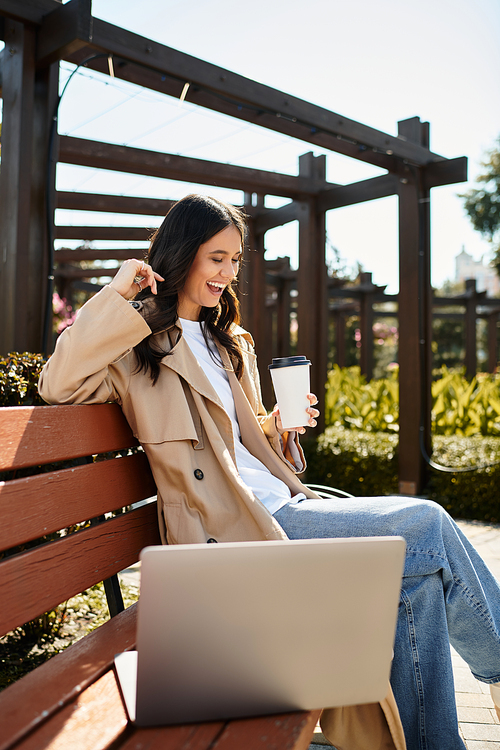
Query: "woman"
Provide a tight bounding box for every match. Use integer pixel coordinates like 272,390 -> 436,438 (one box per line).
40,194 -> 500,750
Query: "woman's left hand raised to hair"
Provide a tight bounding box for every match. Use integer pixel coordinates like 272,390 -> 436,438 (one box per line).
109,258 -> 165,300
272,393 -> 319,435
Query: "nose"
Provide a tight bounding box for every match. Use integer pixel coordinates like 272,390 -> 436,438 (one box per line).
220,258 -> 236,281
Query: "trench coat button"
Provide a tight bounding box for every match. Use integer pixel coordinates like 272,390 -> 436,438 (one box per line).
207,538 -> 218,543
194,469 -> 204,480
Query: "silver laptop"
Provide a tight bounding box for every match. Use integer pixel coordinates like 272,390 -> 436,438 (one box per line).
115,536 -> 405,726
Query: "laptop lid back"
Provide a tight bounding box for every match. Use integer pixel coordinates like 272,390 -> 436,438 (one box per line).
128,537 -> 405,726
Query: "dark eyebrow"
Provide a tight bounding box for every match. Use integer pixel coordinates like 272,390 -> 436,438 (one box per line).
208,249 -> 242,257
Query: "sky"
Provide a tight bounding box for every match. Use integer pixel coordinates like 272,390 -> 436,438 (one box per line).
23,0 -> 500,292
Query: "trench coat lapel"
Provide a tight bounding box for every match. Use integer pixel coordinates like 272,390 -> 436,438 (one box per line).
158,327 -> 226,410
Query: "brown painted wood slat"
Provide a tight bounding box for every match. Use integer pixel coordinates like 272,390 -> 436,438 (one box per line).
118,723 -> 225,750
14,670 -> 129,750
0,602 -> 137,750
0,404 -> 138,471
0,452 -> 156,550
211,709 -> 321,750
0,502 -> 160,635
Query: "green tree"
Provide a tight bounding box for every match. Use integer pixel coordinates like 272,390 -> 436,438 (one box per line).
461,138 -> 500,274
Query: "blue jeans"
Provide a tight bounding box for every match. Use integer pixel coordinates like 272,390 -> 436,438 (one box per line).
274,496 -> 500,750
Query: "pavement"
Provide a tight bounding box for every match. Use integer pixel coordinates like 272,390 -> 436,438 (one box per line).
310,519 -> 500,749
119,520 -> 500,749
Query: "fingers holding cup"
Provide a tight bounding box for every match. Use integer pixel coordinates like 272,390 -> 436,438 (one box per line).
306,392 -> 320,428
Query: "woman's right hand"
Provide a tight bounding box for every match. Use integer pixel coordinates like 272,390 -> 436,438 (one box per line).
109,259 -> 165,300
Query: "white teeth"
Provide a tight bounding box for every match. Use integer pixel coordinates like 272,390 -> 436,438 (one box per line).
207,282 -> 225,290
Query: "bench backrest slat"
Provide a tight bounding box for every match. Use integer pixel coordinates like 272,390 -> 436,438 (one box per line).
0,404 -> 139,471
0,502 -> 160,636
0,452 -> 156,549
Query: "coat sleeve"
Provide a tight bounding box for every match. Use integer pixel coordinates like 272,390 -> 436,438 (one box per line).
38,285 -> 152,406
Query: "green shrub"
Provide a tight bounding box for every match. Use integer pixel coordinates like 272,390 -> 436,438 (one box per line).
303,427 -> 399,496
431,369 -> 500,436
303,426 -> 500,523
324,365 -> 500,437
324,365 -> 399,432
0,352 -> 47,407
427,435 -> 500,522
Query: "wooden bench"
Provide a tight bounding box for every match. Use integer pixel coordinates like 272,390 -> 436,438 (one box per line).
0,403 -> 320,750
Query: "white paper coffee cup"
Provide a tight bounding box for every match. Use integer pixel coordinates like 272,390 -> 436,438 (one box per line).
268,356 -> 312,430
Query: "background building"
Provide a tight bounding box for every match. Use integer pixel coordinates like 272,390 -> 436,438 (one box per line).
455,246 -> 500,296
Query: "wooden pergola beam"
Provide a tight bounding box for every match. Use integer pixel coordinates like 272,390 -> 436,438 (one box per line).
423,156 -> 468,190
55,248 -> 142,262
54,159 -> 468,241
37,0 -> 92,66
55,226 -> 152,241
6,0 -> 451,170
0,0 -> 60,25
58,136 -> 331,198
253,202 -> 300,234
54,265 -> 119,278
68,17 -> 446,168
65,50 -> 401,173
56,191 -> 175,216
315,157 -> 468,214
317,174 -> 399,212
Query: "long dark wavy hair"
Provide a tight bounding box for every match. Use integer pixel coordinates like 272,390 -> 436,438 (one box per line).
133,194 -> 247,384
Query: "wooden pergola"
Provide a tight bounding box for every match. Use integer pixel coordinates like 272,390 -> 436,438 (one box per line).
0,0 -> 468,494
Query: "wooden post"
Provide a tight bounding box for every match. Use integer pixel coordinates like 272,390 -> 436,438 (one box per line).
0,21 -> 36,354
397,117 -> 432,496
238,193 -> 255,330
358,272 -> 376,381
464,279 -> 484,379
240,194 -> 266,343
35,61 -> 60,354
297,153 -> 327,432
240,195 -> 274,406
487,310 -> 499,373
276,262 -> 292,358
333,309 -> 346,368
0,19 -> 59,354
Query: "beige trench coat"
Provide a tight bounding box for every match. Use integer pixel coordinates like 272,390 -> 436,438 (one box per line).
39,285 -> 406,750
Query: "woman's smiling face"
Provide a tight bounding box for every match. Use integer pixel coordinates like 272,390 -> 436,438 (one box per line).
177,224 -> 242,321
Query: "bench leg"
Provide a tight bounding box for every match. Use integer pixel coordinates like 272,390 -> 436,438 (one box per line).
103,575 -> 125,618
90,509 -> 126,618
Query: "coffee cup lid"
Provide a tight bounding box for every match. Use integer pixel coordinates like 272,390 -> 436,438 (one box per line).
268,355 -> 312,370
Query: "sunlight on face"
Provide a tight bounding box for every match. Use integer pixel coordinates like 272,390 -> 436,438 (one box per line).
177,224 -> 242,321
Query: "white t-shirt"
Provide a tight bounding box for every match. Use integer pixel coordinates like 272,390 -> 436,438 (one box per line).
180,319 -> 301,515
